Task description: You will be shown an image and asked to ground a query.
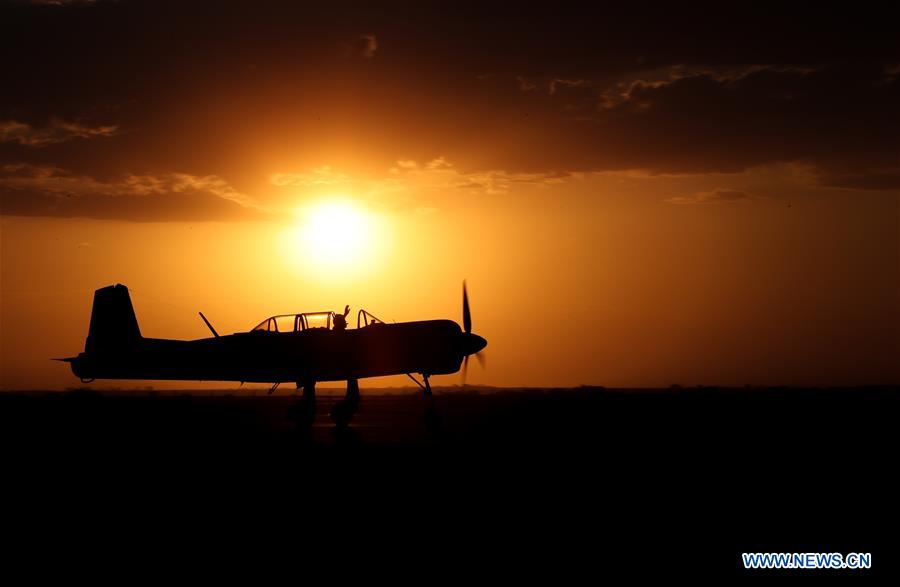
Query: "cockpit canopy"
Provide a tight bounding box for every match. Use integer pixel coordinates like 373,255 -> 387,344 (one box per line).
250,309 -> 384,333
252,312 -> 331,333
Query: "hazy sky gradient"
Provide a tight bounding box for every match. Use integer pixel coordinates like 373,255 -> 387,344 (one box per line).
1,1 -> 898,389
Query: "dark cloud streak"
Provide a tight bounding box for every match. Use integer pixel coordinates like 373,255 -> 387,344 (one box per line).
1,1 -> 898,220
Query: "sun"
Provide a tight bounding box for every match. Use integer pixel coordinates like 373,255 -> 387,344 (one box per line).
283,198 -> 387,279
304,200 -> 369,264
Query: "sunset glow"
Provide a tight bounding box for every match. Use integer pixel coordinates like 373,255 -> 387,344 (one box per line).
0,2 -> 897,391
2,4 -> 896,573
282,199 -> 388,280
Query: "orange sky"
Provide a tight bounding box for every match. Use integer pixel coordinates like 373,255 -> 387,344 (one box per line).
2,165 -> 897,390
1,1 -> 898,389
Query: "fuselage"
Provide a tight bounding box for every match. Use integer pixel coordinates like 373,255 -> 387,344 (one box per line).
65,283 -> 487,386
71,319 -> 483,384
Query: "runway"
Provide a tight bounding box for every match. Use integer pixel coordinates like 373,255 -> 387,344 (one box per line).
2,386 -> 896,579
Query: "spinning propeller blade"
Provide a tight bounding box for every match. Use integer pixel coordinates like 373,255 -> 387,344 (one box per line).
460,281 -> 486,387
462,280 -> 471,334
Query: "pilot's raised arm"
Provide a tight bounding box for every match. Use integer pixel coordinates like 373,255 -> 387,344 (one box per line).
333,305 -> 350,331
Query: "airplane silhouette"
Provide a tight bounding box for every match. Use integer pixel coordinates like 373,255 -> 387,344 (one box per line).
59,283 -> 487,427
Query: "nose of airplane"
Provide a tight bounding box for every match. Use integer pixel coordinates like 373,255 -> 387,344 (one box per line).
461,332 -> 487,356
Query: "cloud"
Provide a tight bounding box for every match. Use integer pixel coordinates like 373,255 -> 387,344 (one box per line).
385,157 -> 572,194
272,158 -> 573,203
819,167 -> 900,190
2,2 -> 897,203
27,0 -> 99,5
270,166 -> 354,188
0,164 -> 265,221
350,34 -> 378,59
0,119 -> 117,147
546,64 -> 900,189
591,64 -> 819,109
885,63 -> 900,84
667,188 -> 756,205
515,76 -> 592,96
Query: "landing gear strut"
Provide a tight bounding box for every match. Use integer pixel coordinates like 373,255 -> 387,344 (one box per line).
406,373 -> 441,433
330,379 -> 360,427
289,379 -> 316,429
422,374 -> 441,434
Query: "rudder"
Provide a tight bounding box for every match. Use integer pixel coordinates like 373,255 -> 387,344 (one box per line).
85,284 -> 142,353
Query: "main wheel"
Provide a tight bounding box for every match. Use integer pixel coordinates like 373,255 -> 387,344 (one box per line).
289,379 -> 317,429
330,400 -> 355,427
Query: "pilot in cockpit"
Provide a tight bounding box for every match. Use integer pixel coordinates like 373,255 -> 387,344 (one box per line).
333,305 -> 350,331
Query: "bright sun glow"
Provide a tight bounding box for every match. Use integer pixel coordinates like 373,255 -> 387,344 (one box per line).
282,198 -> 388,280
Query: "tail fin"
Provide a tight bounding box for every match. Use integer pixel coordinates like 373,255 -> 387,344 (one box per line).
85,284 -> 142,353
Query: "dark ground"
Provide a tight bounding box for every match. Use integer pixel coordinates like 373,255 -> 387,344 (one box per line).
2,386 -> 897,580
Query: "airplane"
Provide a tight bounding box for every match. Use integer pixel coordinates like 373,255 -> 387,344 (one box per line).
59,282 -> 487,427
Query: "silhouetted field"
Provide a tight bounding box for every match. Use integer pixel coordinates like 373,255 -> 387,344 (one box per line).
2,386 -> 897,579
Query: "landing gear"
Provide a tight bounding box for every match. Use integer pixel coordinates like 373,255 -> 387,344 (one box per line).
330,379 -> 360,427
288,379 -> 317,429
406,373 -> 441,434
422,374 -> 441,434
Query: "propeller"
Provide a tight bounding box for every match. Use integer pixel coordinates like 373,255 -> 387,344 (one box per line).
462,280 -> 471,334
462,349 -> 487,386
460,280 -> 487,386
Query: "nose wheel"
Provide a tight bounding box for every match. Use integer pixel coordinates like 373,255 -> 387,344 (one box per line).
421,374 -> 442,434
407,373 -> 441,431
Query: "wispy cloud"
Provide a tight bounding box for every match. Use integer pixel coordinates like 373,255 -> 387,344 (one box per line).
28,0 -> 99,5
346,34 -> 378,59
667,188 -> 756,205
270,166 -> 354,188
0,164 -> 264,221
387,157 -> 572,194
0,119 -> 118,147
271,158 -> 574,204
